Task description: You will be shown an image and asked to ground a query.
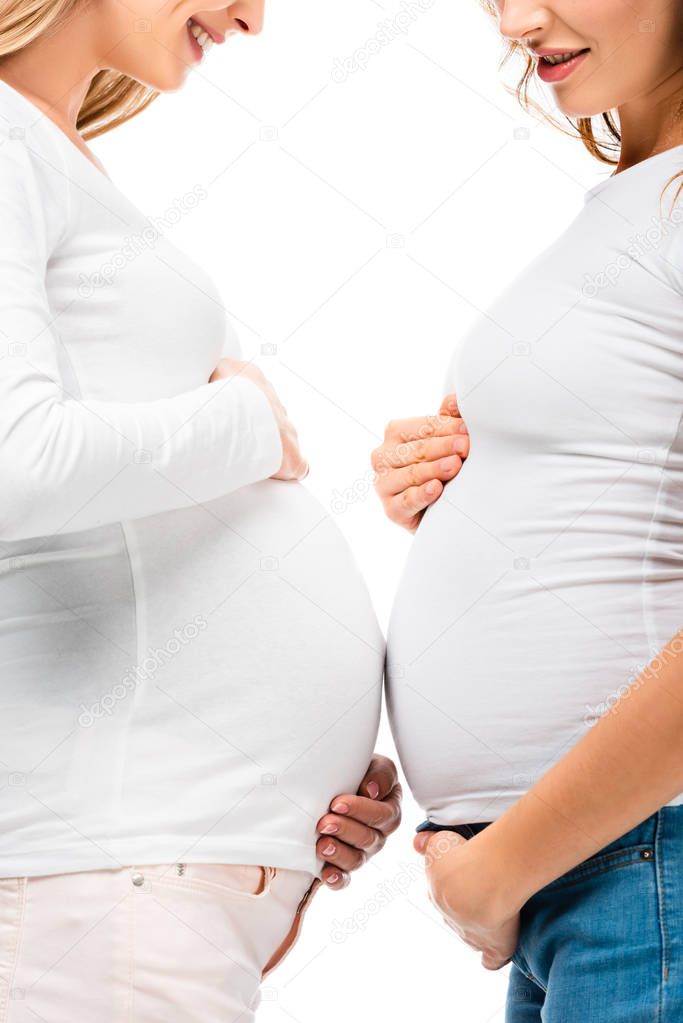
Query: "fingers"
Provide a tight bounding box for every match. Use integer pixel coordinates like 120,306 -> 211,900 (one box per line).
317,836 -> 369,873
274,418 -> 308,481
375,432 -> 469,478
335,785 -> 402,834
320,863 -> 350,890
325,789 -> 402,835
413,831 -> 431,855
382,455 -> 464,498
317,813 -> 384,859
384,479 -> 445,531
378,412 -> 465,447
372,410 -> 469,530
439,392 -> 461,417
357,753 -> 398,801
419,829 -> 466,870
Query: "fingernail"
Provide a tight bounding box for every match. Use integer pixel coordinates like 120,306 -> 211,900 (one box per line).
367,781 -> 380,799
331,801 -> 349,814
322,843 -> 336,856
425,482 -> 436,495
326,873 -> 340,885
321,823 -> 338,834
440,456 -> 458,472
459,421 -> 468,434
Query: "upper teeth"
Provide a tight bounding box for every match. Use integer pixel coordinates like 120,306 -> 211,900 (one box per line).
188,18 -> 213,52
543,51 -> 581,65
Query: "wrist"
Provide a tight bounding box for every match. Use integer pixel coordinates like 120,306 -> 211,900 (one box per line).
449,831 -> 530,927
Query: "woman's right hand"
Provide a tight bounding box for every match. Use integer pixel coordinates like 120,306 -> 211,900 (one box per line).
210,358 -> 308,481
372,393 -> 469,532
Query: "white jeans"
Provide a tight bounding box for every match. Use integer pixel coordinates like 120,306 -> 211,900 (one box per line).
0,863 -> 318,1022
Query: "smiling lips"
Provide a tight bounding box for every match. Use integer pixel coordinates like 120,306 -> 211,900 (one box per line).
186,16 -> 224,62
534,47 -> 590,83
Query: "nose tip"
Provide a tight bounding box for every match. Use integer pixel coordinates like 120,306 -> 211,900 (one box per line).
231,6 -> 264,35
498,15 -> 546,43
238,17 -> 263,35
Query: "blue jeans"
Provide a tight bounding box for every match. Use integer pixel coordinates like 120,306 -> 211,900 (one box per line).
505,805 -> 683,1022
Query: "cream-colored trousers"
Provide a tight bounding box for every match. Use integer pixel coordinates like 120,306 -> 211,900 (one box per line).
0,863 -> 318,1022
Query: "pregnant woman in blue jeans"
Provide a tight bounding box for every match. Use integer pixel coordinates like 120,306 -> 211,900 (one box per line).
375,0 -> 683,1019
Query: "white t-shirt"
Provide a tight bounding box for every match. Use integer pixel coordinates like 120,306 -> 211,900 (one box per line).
0,79 -> 383,877
387,144 -> 683,825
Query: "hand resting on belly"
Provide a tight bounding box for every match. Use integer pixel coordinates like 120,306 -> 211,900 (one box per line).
372,393 -> 470,531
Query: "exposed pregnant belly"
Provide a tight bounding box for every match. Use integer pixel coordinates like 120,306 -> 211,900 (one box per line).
0,480 -> 383,868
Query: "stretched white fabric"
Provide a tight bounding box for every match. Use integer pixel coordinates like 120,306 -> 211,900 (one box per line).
0,79 -> 383,877
387,145 -> 683,824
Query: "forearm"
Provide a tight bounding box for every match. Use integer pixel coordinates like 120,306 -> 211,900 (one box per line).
474,627 -> 683,920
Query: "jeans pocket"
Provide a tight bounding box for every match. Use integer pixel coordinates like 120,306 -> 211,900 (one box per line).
145,863 -> 276,900
544,843 -> 654,891
262,876 -> 322,980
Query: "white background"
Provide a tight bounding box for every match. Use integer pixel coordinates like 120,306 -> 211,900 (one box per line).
94,1 -> 610,1019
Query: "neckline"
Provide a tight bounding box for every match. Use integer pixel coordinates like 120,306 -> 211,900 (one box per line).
0,77 -> 112,185
585,142 -> 683,200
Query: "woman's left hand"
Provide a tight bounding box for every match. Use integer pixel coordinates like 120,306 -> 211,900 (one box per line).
316,754 -> 402,888
415,830 -> 520,970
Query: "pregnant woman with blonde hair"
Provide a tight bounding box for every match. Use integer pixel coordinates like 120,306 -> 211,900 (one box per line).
376,0 -> 683,1018
0,1 -> 401,1019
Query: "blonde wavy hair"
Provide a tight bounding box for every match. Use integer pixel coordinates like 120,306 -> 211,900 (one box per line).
0,0 -> 159,139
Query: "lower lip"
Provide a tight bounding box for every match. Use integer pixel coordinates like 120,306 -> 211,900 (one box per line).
536,50 -> 588,84
186,23 -> 205,63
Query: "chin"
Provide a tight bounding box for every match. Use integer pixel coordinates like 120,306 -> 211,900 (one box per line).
553,84 -> 618,121
554,97 -> 609,119
130,64 -> 190,93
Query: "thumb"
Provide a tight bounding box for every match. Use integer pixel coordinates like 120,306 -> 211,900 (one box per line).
413,831 -> 432,856
414,829 -> 466,865
439,392 -> 460,417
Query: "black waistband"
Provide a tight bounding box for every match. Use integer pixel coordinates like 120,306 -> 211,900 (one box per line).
415,820 -> 492,840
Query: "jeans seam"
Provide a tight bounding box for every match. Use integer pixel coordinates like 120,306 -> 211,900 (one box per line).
544,846 -> 653,891
512,949 -> 547,993
0,879 -> 27,1023
126,870 -> 136,1023
654,810 -> 669,1009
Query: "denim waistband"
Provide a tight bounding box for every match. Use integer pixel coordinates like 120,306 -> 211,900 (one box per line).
416,805 -> 683,851
579,804 -> 683,858
415,820 -> 492,840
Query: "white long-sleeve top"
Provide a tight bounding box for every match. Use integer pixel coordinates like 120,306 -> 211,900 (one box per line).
0,79 -> 383,877
387,143 -> 683,825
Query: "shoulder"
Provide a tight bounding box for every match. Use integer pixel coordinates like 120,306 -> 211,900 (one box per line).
656,176 -> 683,297
0,110 -> 70,256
